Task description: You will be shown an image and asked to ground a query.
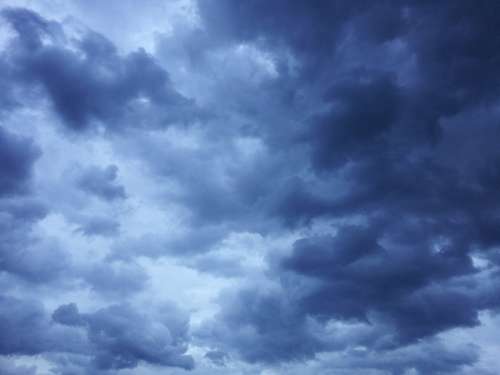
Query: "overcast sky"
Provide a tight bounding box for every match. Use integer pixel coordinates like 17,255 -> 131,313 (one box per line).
1,1 -> 500,374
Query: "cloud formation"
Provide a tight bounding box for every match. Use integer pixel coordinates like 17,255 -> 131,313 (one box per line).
52,302 -> 194,371
1,1 -> 500,374
2,7 -> 197,132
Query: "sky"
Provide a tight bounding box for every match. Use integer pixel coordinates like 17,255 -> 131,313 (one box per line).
1,1 -> 500,374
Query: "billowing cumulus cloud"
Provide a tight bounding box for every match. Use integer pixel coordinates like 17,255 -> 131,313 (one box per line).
52,302 -> 194,371
1,1 -> 500,374
1,7 -> 198,132
0,295 -> 85,355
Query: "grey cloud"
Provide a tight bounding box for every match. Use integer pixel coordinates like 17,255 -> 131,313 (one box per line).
0,128 -> 63,284
75,215 -> 120,237
189,2 -> 500,372
0,295 -> 84,356
0,105 -> 58,287
0,359 -> 38,375
198,287 -> 324,364
76,165 -> 126,201
2,1 -> 500,374
204,350 -> 228,367
0,126 -> 40,197
81,260 -> 149,297
1,7 -> 199,132
308,340 -> 479,375
53,302 -> 194,371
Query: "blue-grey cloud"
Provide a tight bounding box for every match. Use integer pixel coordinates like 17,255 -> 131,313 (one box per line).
75,215 -> 120,237
204,350 -> 228,367
0,127 -> 64,284
0,126 -> 40,196
1,7 -> 199,132
1,1 -> 500,374
189,1 -> 500,373
76,165 -> 126,202
53,302 -> 194,371
198,287 -> 326,364
0,359 -> 38,375
0,295 -> 84,356
81,260 -> 149,297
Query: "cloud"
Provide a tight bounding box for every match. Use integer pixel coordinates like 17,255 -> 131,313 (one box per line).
0,127 -> 65,284
0,126 -> 40,196
76,165 -> 126,202
1,7 -> 199,132
189,1 -> 500,371
1,1 -> 500,374
204,350 -> 228,366
295,340 -> 480,375
53,302 -> 194,371
81,260 -> 149,297
0,359 -> 38,375
75,215 -> 120,237
198,287 -> 325,364
302,74 -> 401,170
282,224 -> 479,342
0,295 -> 84,356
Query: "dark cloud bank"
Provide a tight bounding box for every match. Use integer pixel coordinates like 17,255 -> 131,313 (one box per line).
1,1 -> 500,374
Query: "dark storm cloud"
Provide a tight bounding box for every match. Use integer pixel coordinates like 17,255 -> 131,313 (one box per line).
0,60 -> 18,116
0,200 -> 65,285
321,340 -> 480,375
282,224 -> 481,344
193,0 -> 500,372
195,0 -> 500,237
197,0 -> 500,152
160,0 -> 500,234
0,126 -> 40,196
303,74 -> 401,170
1,7 -> 198,132
199,287 -> 324,364
76,165 -> 126,202
52,302 -> 194,371
0,294 -> 194,373
198,0 -> 359,76
0,295 -> 83,356
1,0 -> 500,374
201,274 -> 487,373
0,127 -> 65,284
407,1 -> 500,107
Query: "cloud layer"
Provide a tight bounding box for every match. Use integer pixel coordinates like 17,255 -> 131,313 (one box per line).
1,1 -> 500,374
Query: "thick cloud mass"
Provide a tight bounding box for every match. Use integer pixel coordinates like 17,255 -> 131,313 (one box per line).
0,126 -> 40,196
1,1 -> 500,374
1,7 -> 197,132
282,225 -> 479,342
52,303 -> 194,371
